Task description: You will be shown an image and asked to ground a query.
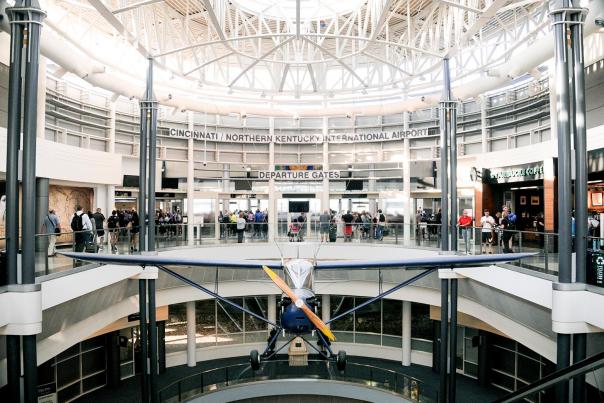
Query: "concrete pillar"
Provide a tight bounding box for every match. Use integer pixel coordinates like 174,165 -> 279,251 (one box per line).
321,294 -> 330,328
107,100 -> 116,222
268,117 -> 277,241
268,294 -> 277,329
35,178 -> 49,255
36,56 -> 46,139
187,112 -> 195,245
480,96 -> 488,154
402,301 -> 412,366
322,117 -> 330,212
403,112 -> 412,241
368,166 -> 377,214
186,301 -> 196,367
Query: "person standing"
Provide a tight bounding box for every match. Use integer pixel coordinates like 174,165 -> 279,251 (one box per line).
42,209 -> 61,257
319,210 -> 331,242
71,205 -> 93,253
375,209 -> 386,241
129,208 -> 140,252
92,208 -> 106,250
480,210 -> 496,254
342,210 -> 354,242
107,210 -> 120,253
500,211 -> 513,253
237,212 -> 246,243
536,212 -> 546,249
458,210 -> 473,255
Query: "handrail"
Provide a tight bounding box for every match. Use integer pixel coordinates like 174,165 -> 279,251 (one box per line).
493,351 -> 604,403
158,359 -> 436,403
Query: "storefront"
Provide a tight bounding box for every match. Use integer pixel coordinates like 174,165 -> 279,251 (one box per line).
474,161 -> 553,233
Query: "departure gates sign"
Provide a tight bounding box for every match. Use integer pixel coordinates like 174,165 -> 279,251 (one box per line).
168,128 -> 429,144
258,164 -> 341,180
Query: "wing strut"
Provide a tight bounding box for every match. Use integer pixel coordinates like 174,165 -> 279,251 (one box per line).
327,268 -> 437,325
157,266 -> 278,328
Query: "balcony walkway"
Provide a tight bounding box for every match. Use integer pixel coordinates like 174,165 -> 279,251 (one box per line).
77,355 -> 505,403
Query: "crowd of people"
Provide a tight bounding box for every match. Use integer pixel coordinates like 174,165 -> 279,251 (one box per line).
288,209 -> 387,242
219,209 -> 268,243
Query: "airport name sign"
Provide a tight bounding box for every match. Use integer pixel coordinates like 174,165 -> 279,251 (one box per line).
258,171 -> 341,180
168,128 -> 429,144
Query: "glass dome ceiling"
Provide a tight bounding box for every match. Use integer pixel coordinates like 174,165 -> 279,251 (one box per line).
231,0 -> 366,21
43,0 -> 552,114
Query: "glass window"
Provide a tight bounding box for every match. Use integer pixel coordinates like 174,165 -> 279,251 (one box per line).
217,298 -> 243,334
196,300 -> 216,345
489,345 -> 516,374
119,328 -> 133,363
82,348 -> 106,376
517,355 -> 541,383
411,303 -> 432,340
37,360 -> 55,386
56,355 -> 80,388
354,298 -> 381,335
82,372 -> 106,392
166,303 -> 188,349
244,296 -> 268,332
382,299 -> 402,336
330,296 -> 354,332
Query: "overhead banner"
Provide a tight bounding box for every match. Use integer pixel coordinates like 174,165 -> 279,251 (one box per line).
167,128 -> 429,144
258,171 -> 341,180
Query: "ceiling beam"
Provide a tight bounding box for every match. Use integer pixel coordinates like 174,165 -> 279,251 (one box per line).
112,0 -> 164,15
229,37 -> 295,88
302,37 -> 367,88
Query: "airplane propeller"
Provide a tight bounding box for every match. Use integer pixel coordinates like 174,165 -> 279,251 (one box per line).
262,265 -> 336,342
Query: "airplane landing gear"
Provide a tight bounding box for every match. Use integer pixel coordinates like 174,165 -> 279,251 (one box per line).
250,349 -> 261,371
336,350 -> 347,371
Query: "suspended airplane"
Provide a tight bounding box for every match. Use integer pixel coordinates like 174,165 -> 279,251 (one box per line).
61,250 -> 533,371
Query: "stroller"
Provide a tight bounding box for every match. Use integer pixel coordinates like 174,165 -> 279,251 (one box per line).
288,222 -> 302,242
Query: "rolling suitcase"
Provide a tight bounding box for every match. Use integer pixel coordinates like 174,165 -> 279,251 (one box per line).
329,225 -> 337,242
85,233 -> 99,253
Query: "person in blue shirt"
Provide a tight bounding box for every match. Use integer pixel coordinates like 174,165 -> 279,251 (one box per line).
254,209 -> 264,238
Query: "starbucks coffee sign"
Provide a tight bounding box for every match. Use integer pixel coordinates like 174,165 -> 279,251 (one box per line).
168,128 -> 429,144
484,164 -> 544,184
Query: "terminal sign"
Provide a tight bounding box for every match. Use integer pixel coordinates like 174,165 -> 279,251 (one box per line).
168,128 -> 429,144
258,171 -> 341,180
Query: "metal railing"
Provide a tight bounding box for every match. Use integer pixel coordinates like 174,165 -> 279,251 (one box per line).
158,359 -> 437,403
18,220 -> 604,281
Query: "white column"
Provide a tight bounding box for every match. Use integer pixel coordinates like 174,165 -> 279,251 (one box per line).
267,294 -> 277,330
186,301 -> 196,367
37,56 -> 47,139
187,112 -> 195,245
402,300 -> 411,366
403,112 -> 412,241
107,100 -> 116,211
480,96 -> 488,154
268,117 -> 277,241
321,294 -> 330,328
368,166 -> 377,214
322,117 -> 330,212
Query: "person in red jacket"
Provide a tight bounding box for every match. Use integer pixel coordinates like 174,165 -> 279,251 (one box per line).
458,210 -> 473,254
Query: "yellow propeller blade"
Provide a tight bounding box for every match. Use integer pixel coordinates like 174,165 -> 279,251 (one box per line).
262,266 -> 336,342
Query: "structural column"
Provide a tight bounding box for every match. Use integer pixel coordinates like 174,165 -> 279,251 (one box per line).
321,294 -> 330,327
403,112 -> 412,242
322,116 -> 330,213
550,5 -> 574,401
145,58 -> 158,252
480,97 -> 488,154
5,5 -> 25,401
36,55 -> 46,139
186,301 -> 196,367
268,117 -> 277,241
448,101 -> 458,252
570,6 -> 588,403
439,58 -> 452,252
439,279 -> 449,403
107,100 -> 117,246
187,112 -> 195,245
268,294 -> 277,329
402,301 -> 411,366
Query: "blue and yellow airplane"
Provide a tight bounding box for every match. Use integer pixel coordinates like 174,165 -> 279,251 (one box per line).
62,251 -> 533,370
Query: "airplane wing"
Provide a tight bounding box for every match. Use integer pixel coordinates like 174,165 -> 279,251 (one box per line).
315,252 -> 535,270
59,252 -> 283,269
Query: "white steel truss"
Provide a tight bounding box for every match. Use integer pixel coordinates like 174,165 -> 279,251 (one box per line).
46,0 -> 550,102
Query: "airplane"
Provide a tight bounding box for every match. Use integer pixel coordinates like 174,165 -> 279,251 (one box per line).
61,250 -> 534,371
